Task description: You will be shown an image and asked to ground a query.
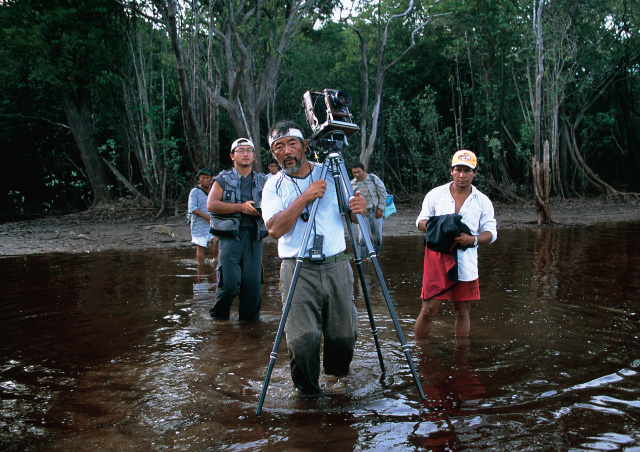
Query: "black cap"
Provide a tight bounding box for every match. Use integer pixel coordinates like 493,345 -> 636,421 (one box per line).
197,168 -> 213,177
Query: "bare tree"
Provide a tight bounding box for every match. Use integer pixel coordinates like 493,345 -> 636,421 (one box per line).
345,0 -> 449,170
565,64 -> 627,197
210,1 -> 333,168
154,0 -> 207,170
532,0 -> 552,224
146,1 -> 332,171
117,19 -> 171,209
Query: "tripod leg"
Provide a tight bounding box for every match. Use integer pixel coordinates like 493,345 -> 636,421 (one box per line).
335,156 -> 425,400
353,254 -> 386,374
331,167 -> 386,375
256,260 -> 302,416
368,255 -> 425,400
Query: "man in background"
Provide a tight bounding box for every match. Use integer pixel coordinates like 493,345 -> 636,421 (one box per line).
350,162 -> 387,257
207,138 -> 267,321
266,158 -> 280,180
188,168 -> 218,266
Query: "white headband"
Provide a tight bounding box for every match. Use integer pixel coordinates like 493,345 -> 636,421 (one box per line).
268,128 -> 304,148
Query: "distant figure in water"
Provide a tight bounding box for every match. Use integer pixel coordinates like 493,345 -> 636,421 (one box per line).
188,168 -> 219,266
415,150 -> 497,338
265,158 -> 280,180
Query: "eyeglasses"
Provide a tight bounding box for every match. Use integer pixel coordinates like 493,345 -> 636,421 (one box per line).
234,148 -> 254,154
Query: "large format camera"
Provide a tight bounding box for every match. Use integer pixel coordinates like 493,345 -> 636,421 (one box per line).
302,89 -> 359,150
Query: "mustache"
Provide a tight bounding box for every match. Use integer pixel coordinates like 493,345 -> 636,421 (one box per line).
281,157 -> 302,174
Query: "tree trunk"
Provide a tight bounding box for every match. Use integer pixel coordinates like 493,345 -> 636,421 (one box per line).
566,121 -> 619,196
532,141 -> 552,224
532,0 -> 551,224
564,63 -> 628,196
206,0 -> 220,172
163,0 -> 206,170
465,30 -> 486,160
102,157 -> 150,203
494,51 -> 507,181
61,92 -> 111,206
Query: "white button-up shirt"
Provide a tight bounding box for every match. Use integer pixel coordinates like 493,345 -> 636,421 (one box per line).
416,182 -> 497,281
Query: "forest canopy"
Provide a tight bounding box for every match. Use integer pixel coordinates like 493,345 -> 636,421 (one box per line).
1,0 -> 638,221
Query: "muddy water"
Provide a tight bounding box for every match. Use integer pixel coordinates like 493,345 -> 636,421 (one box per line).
1,223 -> 640,451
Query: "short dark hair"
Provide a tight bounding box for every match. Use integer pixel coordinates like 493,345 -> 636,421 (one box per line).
352,162 -> 365,171
268,158 -> 279,165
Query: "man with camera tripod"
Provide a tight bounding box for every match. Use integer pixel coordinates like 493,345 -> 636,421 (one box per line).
261,120 -> 367,396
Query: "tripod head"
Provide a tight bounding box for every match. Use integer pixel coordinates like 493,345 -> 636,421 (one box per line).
308,130 -> 349,163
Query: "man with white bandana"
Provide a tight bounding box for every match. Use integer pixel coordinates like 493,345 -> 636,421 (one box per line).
261,119 -> 367,396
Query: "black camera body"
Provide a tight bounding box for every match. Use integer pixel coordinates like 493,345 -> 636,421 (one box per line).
303,89 -> 359,148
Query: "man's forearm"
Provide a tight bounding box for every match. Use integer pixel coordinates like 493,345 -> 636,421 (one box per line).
208,199 -> 242,215
266,197 -> 309,239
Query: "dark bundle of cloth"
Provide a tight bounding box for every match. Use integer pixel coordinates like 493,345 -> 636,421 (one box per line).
421,214 -> 472,300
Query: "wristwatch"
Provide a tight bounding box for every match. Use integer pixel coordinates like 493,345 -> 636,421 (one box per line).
473,235 -> 478,247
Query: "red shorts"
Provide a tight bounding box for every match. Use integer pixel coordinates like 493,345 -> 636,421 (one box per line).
430,279 -> 480,301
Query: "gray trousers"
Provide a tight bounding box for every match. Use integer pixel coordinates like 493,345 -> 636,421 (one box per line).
279,259 -> 358,394
357,209 -> 384,257
210,228 -> 263,321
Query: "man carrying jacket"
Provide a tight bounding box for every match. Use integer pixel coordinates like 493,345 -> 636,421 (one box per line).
207,138 -> 268,321
415,150 -> 497,338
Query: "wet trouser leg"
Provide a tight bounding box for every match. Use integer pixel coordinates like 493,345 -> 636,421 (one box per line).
279,259 -> 357,394
369,213 -> 384,255
237,229 -> 263,321
210,229 -> 263,320
357,210 -> 384,256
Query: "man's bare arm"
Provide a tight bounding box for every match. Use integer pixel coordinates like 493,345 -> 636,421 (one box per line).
266,180 -> 326,239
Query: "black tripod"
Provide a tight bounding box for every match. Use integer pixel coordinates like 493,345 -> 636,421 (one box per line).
256,149 -> 425,415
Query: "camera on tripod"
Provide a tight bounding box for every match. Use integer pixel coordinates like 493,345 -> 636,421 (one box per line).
302,89 -> 360,150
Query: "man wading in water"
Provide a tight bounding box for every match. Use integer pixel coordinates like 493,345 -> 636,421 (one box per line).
415,150 -> 497,338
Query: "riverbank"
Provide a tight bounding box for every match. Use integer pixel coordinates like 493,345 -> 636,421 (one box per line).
1,196 -> 639,256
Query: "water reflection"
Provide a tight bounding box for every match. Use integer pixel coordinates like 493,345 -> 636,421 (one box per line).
1,223 -> 640,451
531,228 -> 562,300
416,338 -> 486,449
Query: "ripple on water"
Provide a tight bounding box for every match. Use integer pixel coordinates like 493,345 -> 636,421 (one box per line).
1,227 -> 640,451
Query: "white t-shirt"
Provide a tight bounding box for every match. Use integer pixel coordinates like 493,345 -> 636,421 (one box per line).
262,164 -> 346,259
415,182 -> 497,281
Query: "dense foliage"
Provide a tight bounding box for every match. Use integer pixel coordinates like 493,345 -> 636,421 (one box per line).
1,0 -> 638,219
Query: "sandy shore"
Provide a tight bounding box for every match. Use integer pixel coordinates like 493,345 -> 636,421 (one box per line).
1,197 -> 639,256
